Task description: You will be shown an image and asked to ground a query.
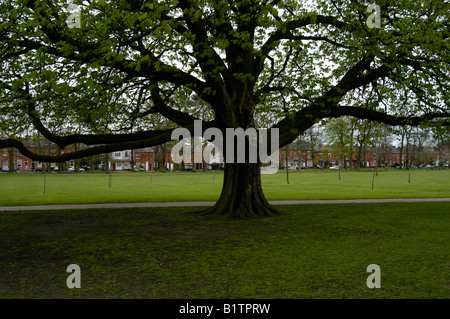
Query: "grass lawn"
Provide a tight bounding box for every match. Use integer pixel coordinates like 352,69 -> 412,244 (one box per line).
0,202 -> 449,299
0,168 -> 449,206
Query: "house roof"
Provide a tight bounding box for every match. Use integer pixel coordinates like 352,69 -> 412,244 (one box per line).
134,147 -> 154,153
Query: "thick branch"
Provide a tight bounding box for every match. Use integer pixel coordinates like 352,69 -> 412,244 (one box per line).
257,14 -> 347,73
150,86 -> 201,126
0,128 -> 174,163
18,2 -> 210,96
274,105 -> 450,148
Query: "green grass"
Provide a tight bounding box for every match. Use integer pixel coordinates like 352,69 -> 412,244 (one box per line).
0,169 -> 449,206
0,202 -> 448,298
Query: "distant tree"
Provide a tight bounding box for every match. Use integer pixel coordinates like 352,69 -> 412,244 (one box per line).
353,119 -> 383,169
296,134 -> 305,170
432,126 -> 450,167
323,117 -> 354,168
409,127 -> 433,166
306,125 -> 323,168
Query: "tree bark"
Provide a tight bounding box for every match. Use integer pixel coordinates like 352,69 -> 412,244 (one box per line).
202,162 -> 279,219
285,146 -> 290,184
156,145 -> 166,172
399,128 -> 405,169
130,149 -> 135,171
363,141 -> 367,168
297,137 -> 303,171
8,148 -> 14,173
349,123 -> 355,170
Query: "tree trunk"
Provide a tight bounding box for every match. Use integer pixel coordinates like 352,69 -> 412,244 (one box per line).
156,145 -> 166,172
202,162 -> 279,219
8,148 -> 14,173
363,142 -> 367,168
130,149 -> 135,171
349,124 -> 354,170
399,128 -> 405,169
285,146 -> 290,184
357,142 -> 362,169
309,128 -> 315,168
405,130 -> 410,169
297,137 -> 302,172
75,143 -> 79,173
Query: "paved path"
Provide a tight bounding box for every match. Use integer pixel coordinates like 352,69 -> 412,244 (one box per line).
0,198 -> 449,211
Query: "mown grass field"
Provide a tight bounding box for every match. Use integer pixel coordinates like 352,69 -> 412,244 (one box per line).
1,169 -> 448,299
0,202 -> 449,298
0,168 -> 449,206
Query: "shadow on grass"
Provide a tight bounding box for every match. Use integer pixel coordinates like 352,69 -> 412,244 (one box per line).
0,202 -> 449,299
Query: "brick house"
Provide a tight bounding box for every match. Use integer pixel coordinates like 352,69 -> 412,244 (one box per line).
1,138 -> 441,172
109,148 -> 155,171
279,146 -> 414,169
0,139 -> 158,172
1,139 -> 76,172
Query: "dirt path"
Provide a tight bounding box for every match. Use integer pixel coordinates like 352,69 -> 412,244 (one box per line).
0,198 -> 449,211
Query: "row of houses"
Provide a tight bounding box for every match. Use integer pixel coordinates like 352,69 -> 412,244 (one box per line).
1,144 -> 158,172
281,148 -> 410,169
1,138 -> 442,172
0,139 -> 203,172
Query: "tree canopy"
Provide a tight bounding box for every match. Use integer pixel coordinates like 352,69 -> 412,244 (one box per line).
0,0 -> 449,217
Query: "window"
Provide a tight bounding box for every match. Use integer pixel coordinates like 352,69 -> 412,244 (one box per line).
17,160 -> 22,167
136,153 -> 140,159
16,150 -> 22,156
114,152 -> 122,158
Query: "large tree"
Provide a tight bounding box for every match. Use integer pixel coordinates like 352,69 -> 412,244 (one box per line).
0,0 -> 448,218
